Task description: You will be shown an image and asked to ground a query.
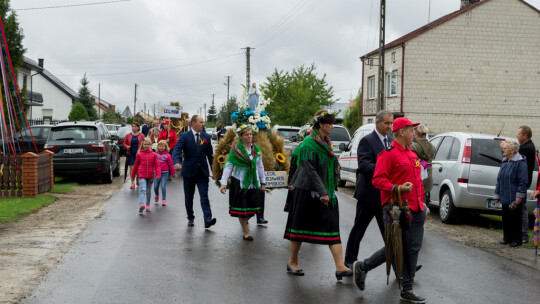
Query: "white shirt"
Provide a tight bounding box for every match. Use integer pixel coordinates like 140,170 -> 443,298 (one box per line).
219,144 -> 266,189
191,129 -> 201,145
375,129 -> 389,148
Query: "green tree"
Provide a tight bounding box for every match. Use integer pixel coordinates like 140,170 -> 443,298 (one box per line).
261,64 -> 335,126
207,99 -> 218,123
0,0 -> 27,121
343,90 -> 362,133
68,102 -> 90,121
102,111 -> 122,123
76,74 -> 98,120
217,96 -> 239,125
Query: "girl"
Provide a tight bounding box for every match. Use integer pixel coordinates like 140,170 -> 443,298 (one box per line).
131,138 -> 161,214
149,128 -> 160,151
124,122 -> 145,189
154,140 -> 177,206
158,120 -> 178,155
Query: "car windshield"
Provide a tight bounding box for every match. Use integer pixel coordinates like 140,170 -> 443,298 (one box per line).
51,126 -> 97,140
329,127 -> 350,142
117,127 -> 131,139
106,124 -> 118,131
277,129 -> 300,139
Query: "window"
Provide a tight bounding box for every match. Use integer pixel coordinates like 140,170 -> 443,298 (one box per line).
391,52 -> 396,63
386,70 -> 398,96
367,76 -> 375,99
434,136 -> 454,161
51,126 -> 98,140
449,138 -> 461,160
23,75 -> 28,89
430,136 -> 443,150
367,118 -> 374,124
369,59 -> 373,68
470,139 -> 504,167
328,127 -> 350,142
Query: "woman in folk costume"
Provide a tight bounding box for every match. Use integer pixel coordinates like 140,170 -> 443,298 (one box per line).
220,125 -> 266,241
284,110 -> 352,280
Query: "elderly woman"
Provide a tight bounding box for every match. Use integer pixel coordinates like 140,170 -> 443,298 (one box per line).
284,110 -> 351,280
219,125 -> 266,241
410,125 -> 436,205
494,139 -> 528,247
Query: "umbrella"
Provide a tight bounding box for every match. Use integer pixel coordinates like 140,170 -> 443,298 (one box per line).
534,198 -> 539,256
385,185 -> 403,285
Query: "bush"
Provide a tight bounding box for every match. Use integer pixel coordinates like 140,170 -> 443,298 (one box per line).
68,102 -> 90,121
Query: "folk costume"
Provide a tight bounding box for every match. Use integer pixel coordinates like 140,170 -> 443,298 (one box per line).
220,140 -> 266,218
284,128 -> 341,245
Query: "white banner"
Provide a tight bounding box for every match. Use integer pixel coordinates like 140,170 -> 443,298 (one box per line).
159,105 -> 184,118
265,171 -> 288,188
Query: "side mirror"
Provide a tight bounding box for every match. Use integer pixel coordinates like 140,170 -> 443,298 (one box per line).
339,143 -> 346,151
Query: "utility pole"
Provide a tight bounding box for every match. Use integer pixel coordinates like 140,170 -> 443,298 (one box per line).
224,76 -> 231,102
98,83 -> 101,119
242,47 -> 254,89
153,103 -> 156,118
203,103 -> 207,122
133,83 -> 138,117
378,0 -> 386,111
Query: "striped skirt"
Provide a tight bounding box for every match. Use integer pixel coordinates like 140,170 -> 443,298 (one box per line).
228,177 -> 262,218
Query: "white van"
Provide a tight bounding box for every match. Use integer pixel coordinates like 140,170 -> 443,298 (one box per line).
337,124 -> 376,186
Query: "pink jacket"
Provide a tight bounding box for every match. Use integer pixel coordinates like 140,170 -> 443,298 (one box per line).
156,151 -> 176,175
131,149 -> 161,179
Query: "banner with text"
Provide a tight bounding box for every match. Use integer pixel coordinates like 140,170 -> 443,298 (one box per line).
159,105 -> 184,118
265,171 -> 288,188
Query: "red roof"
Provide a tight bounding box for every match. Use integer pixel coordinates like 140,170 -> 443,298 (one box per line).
360,0 -> 540,59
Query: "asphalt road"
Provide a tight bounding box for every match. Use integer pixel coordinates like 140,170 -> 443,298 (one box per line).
23,178 -> 540,304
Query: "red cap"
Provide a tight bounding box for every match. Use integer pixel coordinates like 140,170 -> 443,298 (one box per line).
392,117 -> 419,132
163,120 -> 170,124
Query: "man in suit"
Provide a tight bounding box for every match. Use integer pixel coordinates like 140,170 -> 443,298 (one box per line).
344,110 -> 393,268
517,125 -> 535,243
173,115 -> 216,228
141,118 -> 152,137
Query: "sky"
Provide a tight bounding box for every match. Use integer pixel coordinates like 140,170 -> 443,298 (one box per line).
11,0 -> 540,117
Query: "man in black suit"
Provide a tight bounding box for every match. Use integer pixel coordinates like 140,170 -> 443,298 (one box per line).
141,118 -> 152,137
344,110 -> 393,267
517,125 -> 535,243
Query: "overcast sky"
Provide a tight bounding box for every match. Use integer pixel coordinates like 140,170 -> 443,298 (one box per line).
12,0 -> 540,117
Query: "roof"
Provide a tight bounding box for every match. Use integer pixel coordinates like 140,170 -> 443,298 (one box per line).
21,57 -> 43,72
121,106 -> 132,117
361,0 -> 540,59
41,69 -> 78,100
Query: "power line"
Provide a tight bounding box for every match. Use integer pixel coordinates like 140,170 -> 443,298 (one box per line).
14,0 -> 131,11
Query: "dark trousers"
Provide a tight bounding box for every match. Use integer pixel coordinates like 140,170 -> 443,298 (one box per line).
345,201 -> 385,264
362,208 -> 425,291
183,167 -> 212,222
256,192 -> 265,220
502,204 -> 522,244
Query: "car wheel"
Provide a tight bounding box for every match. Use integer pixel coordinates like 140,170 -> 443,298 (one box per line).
112,160 -> 121,177
439,189 -> 456,223
102,162 -> 113,184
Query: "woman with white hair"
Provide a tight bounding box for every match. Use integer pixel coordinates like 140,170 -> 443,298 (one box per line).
410,125 -> 436,205
493,139 -> 528,247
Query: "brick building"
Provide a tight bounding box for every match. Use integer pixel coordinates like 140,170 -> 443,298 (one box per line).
361,0 -> 540,137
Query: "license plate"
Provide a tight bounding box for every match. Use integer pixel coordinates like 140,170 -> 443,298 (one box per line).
63,148 -> 83,154
487,199 -> 502,210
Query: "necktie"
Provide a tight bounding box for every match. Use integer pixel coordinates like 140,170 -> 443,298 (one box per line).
383,137 -> 388,149
196,133 -> 200,151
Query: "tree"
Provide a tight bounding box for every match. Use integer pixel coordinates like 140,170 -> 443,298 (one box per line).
68,102 -> 90,121
102,111 -> 122,123
0,1 -> 27,121
261,64 -> 335,126
76,74 -> 97,120
343,90 -> 362,133
217,96 -> 239,125
207,99 -> 218,123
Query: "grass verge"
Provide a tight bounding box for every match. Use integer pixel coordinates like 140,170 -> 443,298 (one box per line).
49,177 -> 77,194
481,214 -> 535,249
0,195 -> 57,224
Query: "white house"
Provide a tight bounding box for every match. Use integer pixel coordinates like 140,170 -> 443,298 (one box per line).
18,57 -> 77,122
360,0 -> 540,138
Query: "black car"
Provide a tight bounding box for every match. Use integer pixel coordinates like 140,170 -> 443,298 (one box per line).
1,125 -> 52,154
44,121 -> 121,183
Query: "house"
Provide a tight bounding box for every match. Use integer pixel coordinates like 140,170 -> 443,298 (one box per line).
121,106 -> 132,118
360,0 -> 540,137
93,97 -> 116,118
18,57 -> 77,122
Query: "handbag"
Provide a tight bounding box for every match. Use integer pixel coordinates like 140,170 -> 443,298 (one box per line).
384,185 -> 413,229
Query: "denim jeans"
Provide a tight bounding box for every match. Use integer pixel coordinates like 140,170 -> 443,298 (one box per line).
139,178 -> 153,206
154,171 -> 169,200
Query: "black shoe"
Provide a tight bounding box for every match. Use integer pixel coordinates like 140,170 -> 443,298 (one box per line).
416,265 -> 422,272
286,264 -> 304,276
204,218 -> 217,229
499,240 -> 509,245
345,262 -> 354,270
187,220 -> 194,227
335,269 -> 353,280
400,290 -> 426,303
510,241 -> 522,247
353,261 -> 367,291
139,205 -> 145,213
243,235 -> 254,241
257,218 -> 268,225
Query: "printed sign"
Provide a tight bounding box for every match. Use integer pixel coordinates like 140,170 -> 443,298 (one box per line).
265,171 -> 288,188
159,105 -> 184,118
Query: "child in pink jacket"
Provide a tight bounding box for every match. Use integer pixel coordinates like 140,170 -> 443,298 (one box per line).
154,140 -> 177,206
131,138 -> 161,214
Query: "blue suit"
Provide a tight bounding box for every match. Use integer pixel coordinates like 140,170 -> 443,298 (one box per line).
173,131 -> 214,222
345,130 -> 392,265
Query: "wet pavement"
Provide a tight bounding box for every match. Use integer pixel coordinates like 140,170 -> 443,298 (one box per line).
23,178 -> 540,304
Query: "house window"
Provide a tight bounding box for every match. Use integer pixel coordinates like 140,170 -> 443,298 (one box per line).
23,75 -> 28,89
367,118 -> 374,124
369,59 -> 373,68
391,52 -> 396,63
367,76 -> 375,99
386,70 -> 398,97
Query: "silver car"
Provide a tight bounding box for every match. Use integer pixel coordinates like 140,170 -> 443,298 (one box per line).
429,132 -> 537,223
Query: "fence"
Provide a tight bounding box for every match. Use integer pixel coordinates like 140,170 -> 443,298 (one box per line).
0,151 -> 54,198
27,119 -> 67,126
0,154 -> 23,197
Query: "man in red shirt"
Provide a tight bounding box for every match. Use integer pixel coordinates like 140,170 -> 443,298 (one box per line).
353,117 -> 426,304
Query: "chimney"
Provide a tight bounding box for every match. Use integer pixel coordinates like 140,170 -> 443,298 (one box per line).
38,58 -> 44,68
461,0 -> 480,9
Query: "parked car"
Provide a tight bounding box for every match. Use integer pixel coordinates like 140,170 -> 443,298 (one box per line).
116,126 -> 132,156
0,125 -> 52,154
218,126 -> 232,141
428,132 -> 538,223
272,125 -> 301,151
206,127 -> 216,140
337,124 -> 377,186
44,121 -> 121,183
105,123 -> 121,137
327,124 -> 351,158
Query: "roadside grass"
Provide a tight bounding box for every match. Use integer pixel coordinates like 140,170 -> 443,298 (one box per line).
0,195 -> 57,224
49,177 -> 77,194
481,214 -> 535,249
